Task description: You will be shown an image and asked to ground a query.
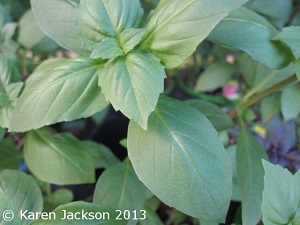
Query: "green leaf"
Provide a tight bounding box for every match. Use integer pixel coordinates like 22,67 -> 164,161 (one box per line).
273,26 -> 300,58
281,85 -> 300,121
195,63 -> 235,92
0,3 -> 11,28
295,58 -> 300,81
199,219 -> 219,225
0,127 -> 5,141
119,28 -> 147,54
99,51 -> 166,129
262,161 -> 300,225
77,0 -> 144,51
83,141 -> 120,169
10,58 -> 109,132
94,159 -> 146,225
17,10 -> 48,49
128,96 -> 232,222
24,128 -> 95,185
236,128 -> 268,225
52,189 -> 74,205
0,170 -> 43,225
1,22 -> 17,41
32,201 -> 127,225
138,207 -> 164,225
140,0 -> 247,69
208,7 -> 294,69
260,94 -> 280,123
91,38 -> 123,59
186,99 -> 233,131
31,0 -> 89,55
0,138 -> 22,171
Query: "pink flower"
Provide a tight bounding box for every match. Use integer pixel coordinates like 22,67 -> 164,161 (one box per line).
223,80 -> 240,100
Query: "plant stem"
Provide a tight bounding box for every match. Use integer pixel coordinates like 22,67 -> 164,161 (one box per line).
46,183 -> 53,203
240,74 -> 298,108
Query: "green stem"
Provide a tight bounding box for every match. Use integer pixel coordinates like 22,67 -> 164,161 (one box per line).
241,74 -> 298,108
176,77 -> 231,105
46,183 -> 53,203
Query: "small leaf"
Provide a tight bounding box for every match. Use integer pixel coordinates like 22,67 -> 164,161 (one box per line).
262,161 -> 300,225
140,0 -> 247,69
236,128 -> 268,225
186,99 -> 233,131
0,3 -> 11,28
128,96 -> 232,222
99,51 -> 166,129
83,141 -> 120,169
138,207 -> 164,225
281,84 -> 300,121
208,7 -> 294,69
119,28 -> 147,54
24,128 -> 95,185
91,38 -> 123,59
93,159 -> 146,225
77,0 -> 144,51
195,63 -> 235,92
273,26 -> 300,58
52,189 -> 74,205
0,138 -> 22,171
18,10 -> 54,50
32,201 -> 127,225
0,170 -> 43,225
31,0 -> 88,55
10,58 -> 109,132
0,127 -> 5,141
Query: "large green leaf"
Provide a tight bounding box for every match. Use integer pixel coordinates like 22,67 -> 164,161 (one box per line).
273,26 -> 300,58
24,128 -> 95,185
17,10 -> 58,51
194,63 -> 235,92
236,128 -> 268,225
262,161 -> 300,225
260,94 -> 280,123
83,141 -> 120,169
10,58 -> 108,132
98,51 -> 166,129
281,85 -> 300,121
94,159 -> 146,225
140,0 -> 247,69
0,170 -> 43,225
31,0 -> 88,55
186,99 -> 233,131
0,138 -> 22,171
208,7 -> 294,69
32,201 -> 127,225
77,0 -> 144,51
128,96 -> 232,222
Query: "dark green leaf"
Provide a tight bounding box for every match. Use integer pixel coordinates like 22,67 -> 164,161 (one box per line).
209,7 -> 294,69
31,0 -> 89,55
262,161 -> 300,225
236,128 -> 268,225
296,58 -> 300,81
0,138 -> 22,171
260,94 -> 280,123
32,201 -> 127,225
83,141 -> 120,169
273,26 -> 300,58
128,96 -> 232,222
281,84 -> 300,121
140,0 -> 247,69
94,159 -> 146,225
0,127 -> 5,141
194,63 -> 235,92
0,3 -> 11,28
24,128 -> 95,185
10,58 -> 108,132
77,0 -> 144,52
52,189 -> 74,205
138,207 -> 164,225
186,99 -> 233,131
0,170 -> 43,225
98,51 -> 166,129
